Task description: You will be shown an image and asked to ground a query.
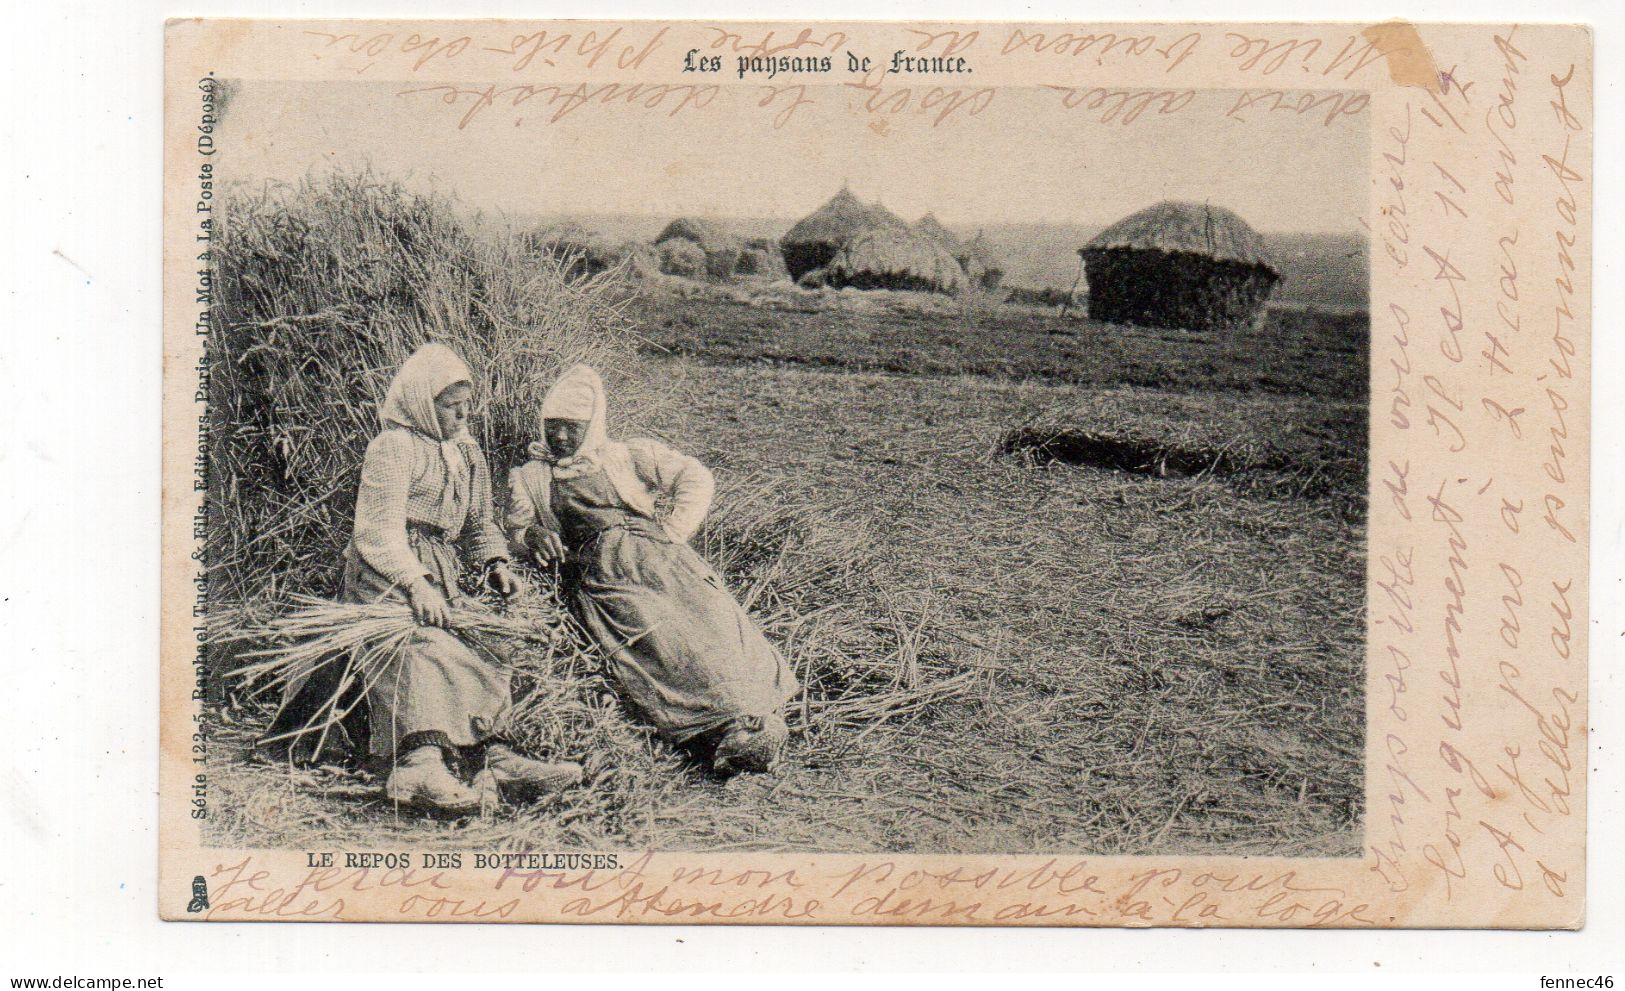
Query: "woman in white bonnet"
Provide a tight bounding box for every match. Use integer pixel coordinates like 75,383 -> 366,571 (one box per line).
267,342 -> 582,813
507,364 -> 799,776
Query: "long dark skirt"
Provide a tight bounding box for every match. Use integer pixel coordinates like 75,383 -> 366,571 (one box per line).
566,517 -> 799,744
264,530 -> 508,765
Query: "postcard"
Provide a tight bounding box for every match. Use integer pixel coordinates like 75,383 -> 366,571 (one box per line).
161,18 -> 1590,925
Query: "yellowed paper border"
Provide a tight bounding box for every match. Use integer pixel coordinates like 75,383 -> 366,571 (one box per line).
161,18 -> 1590,926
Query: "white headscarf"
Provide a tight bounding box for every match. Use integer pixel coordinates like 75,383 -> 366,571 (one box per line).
533,364 -> 607,477
379,341 -> 476,515
532,364 -> 655,518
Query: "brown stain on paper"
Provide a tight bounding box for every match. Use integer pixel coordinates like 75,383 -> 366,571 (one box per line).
1362,20 -> 1443,92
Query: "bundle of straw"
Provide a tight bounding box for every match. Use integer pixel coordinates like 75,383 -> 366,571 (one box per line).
215,592 -> 575,753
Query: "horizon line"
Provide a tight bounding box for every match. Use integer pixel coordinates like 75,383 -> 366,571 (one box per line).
495,206 -> 1370,239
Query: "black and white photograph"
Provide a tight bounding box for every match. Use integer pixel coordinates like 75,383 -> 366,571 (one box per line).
199,77 -> 1370,859
0,3 -> 1609,977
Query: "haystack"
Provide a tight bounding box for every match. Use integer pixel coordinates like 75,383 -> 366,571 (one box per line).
961,232 -> 1007,291
524,222 -> 622,281
867,200 -> 909,232
826,227 -> 966,294
208,173 -> 646,610
912,213 -> 964,256
796,267 -> 829,289
1082,201 -> 1278,331
613,239 -> 660,279
781,187 -> 906,281
914,215 -> 1006,292
655,216 -> 741,280
735,237 -> 789,279
657,237 -> 708,278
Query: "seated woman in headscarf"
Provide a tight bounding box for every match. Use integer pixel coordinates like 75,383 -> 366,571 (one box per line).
267,342 -> 582,814
506,365 -> 799,776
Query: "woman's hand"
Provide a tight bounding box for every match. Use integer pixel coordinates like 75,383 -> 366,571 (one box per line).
407,578 -> 452,628
487,561 -> 522,598
526,526 -> 567,563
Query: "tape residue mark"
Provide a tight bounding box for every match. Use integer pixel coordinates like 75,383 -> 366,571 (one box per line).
1362,20 -> 1443,92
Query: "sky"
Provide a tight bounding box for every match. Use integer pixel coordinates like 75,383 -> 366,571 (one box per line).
220,79 -> 1368,233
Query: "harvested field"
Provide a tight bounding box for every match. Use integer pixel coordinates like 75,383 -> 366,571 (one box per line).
1001,390 -> 1365,506
662,363 -> 1364,855
629,281 -> 1366,399
211,358 -> 1364,855
207,181 -> 1366,857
